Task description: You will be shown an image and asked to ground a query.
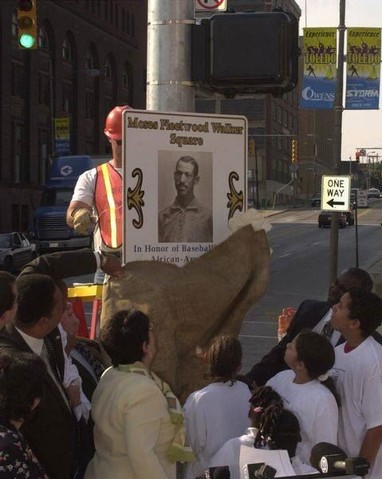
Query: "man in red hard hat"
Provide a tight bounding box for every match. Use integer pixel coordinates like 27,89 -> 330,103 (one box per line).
67,105 -> 131,264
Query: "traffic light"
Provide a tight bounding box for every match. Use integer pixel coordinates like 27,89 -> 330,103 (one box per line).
17,0 -> 37,49
291,139 -> 298,163
192,11 -> 299,96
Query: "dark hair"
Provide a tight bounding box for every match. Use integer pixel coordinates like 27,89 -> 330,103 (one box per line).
295,331 -> 340,405
207,335 -> 242,383
55,279 -> 68,301
100,309 -> 150,366
328,268 -> 373,305
15,274 -> 58,327
347,288 -> 382,337
176,156 -> 199,177
0,352 -> 46,421
254,405 -> 302,459
0,271 -> 16,317
249,386 -> 283,428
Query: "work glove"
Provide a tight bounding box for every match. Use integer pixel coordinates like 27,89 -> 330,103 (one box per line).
72,208 -> 96,235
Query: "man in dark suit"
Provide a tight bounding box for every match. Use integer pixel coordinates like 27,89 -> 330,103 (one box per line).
0,249 -> 122,478
244,267 -> 374,387
0,274 -> 76,479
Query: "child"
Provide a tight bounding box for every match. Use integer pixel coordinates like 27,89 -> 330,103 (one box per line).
330,288 -> 382,479
210,387 -> 316,478
266,331 -> 339,464
183,336 -> 251,479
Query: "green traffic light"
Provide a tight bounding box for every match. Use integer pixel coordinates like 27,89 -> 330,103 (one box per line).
19,33 -> 35,49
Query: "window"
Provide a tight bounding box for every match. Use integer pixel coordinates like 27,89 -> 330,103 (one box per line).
11,13 -> 17,38
62,81 -> 73,113
11,62 -> 25,98
62,37 -> 73,62
38,25 -> 49,50
85,48 -> 95,70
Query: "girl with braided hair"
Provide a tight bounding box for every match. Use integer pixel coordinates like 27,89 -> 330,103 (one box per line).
209,387 -> 316,477
183,336 -> 251,479
266,331 -> 339,465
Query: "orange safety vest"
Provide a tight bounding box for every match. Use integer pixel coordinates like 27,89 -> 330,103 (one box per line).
94,162 -> 122,249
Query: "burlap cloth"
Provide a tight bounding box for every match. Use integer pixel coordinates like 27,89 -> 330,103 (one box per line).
101,225 -> 270,402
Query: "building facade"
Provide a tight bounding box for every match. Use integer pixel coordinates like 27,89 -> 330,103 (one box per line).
0,0 -> 147,232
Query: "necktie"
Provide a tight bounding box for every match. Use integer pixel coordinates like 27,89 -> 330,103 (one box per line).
41,341 -> 71,410
322,322 -> 334,340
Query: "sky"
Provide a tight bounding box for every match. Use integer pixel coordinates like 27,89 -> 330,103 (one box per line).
295,0 -> 382,161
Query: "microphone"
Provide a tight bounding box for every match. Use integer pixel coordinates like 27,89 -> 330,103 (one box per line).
311,442 -> 369,476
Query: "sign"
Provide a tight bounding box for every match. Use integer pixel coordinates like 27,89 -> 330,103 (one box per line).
321,175 -> 351,211
356,189 -> 368,208
345,27 -> 381,110
300,28 -> 337,109
54,117 -> 70,155
195,0 -> 227,11
122,110 -> 247,265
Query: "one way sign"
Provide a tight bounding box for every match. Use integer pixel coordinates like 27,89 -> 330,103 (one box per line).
321,175 -> 351,212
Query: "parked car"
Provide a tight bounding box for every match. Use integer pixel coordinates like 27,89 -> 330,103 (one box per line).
311,195 -> 321,207
367,188 -> 381,199
318,211 -> 347,228
0,232 -> 37,272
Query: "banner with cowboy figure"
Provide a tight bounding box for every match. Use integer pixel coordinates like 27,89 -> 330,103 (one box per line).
300,28 -> 337,109
345,27 -> 381,110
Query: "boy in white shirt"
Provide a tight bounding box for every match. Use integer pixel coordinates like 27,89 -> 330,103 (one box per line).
330,288 -> 382,479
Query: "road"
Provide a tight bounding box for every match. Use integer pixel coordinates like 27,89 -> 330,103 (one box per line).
240,199 -> 382,373
68,200 -> 382,374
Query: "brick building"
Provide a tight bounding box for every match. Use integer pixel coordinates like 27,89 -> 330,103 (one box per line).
0,0 -> 147,232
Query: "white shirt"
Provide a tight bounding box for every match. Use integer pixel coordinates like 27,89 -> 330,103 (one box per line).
331,337 -> 382,479
183,381 -> 251,479
210,428 -> 305,478
312,309 -> 341,347
267,369 -> 339,464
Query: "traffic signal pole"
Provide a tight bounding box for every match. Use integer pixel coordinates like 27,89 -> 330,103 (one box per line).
328,0 -> 346,287
146,0 -> 195,112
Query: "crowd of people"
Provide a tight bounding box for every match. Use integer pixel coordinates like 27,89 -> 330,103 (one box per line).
0,251 -> 382,478
1,103 -> 381,479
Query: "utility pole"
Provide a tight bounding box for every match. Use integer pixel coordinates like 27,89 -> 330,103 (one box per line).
328,0 -> 346,287
147,0 -> 195,112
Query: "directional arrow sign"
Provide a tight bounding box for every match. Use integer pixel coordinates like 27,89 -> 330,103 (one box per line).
321,175 -> 351,212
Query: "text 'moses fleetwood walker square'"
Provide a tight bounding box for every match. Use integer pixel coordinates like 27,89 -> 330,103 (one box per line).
122,110 -> 247,266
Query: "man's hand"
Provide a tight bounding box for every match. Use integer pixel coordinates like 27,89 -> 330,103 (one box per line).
66,380 -> 81,409
100,253 -> 124,279
72,208 -> 96,235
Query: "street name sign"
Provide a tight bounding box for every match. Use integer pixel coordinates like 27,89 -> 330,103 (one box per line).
321,175 -> 351,212
195,0 -> 227,11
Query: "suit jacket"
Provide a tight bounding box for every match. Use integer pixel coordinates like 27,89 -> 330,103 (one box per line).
0,323 -> 76,479
245,300 -> 331,386
20,248 -> 97,278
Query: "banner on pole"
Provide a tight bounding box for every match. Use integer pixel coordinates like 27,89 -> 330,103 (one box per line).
300,28 -> 337,110
345,27 -> 381,110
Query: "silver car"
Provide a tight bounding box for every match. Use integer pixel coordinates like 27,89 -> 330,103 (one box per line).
0,232 -> 37,272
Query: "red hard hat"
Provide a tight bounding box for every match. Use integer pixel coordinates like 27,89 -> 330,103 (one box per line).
104,105 -> 132,140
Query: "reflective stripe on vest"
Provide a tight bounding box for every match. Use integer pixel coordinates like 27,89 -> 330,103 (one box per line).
94,163 -> 122,249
